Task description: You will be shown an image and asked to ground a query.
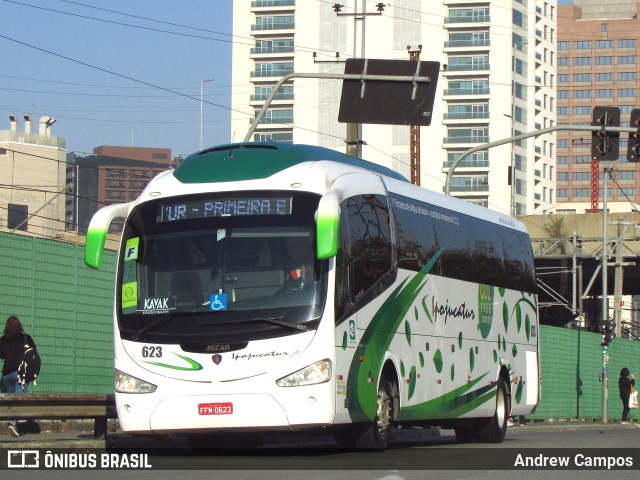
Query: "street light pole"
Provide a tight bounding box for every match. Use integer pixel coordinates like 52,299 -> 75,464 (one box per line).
503,113 -> 516,216
200,78 -> 214,151
601,163 -> 613,423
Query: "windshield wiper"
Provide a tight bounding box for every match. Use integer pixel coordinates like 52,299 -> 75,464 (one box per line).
255,317 -> 308,332
134,310 -> 204,340
197,316 -> 308,332
133,312 -> 174,340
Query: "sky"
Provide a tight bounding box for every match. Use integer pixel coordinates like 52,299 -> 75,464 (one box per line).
1,0 -> 236,158
1,1 -> 579,159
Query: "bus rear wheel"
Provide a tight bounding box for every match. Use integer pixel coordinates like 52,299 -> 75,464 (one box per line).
353,375 -> 397,450
476,378 -> 508,443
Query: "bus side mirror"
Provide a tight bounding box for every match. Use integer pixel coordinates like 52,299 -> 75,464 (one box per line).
84,202 -> 132,269
316,191 -> 340,259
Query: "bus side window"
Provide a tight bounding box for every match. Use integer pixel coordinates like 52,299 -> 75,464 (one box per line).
501,230 -> 526,291
335,205 -> 352,324
520,233 -> 537,292
434,212 -> 471,281
470,219 -> 504,287
347,195 -> 392,305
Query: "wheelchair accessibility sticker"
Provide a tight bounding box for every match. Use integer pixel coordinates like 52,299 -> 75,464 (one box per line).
209,294 -> 228,311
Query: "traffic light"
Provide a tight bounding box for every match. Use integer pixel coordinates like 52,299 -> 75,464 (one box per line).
591,106 -> 620,161
627,109 -> 640,162
601,320 -> 614,346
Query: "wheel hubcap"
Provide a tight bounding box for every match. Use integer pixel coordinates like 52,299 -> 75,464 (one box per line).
496,386 -> 506,427
376,387 -> 392,434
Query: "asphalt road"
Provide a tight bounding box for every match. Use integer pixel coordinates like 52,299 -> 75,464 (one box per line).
1,421 -> 639,478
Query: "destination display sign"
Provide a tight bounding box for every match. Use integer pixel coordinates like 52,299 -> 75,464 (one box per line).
157,197 -> 292,222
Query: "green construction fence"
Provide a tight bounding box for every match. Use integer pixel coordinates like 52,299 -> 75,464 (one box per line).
0,231 -> 116,394
1,232 -> 639,421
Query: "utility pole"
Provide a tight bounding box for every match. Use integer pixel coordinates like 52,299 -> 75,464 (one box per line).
509,42 -> 517,216
591,158 -> 600,213
611,221 -> 637,338
200,78 -> 213,151
601,163 -> 613,424
333,2 -> 385,157
614,221 -> 624,337
408,45 -> 422,185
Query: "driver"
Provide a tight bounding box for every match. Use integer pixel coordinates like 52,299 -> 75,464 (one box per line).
286,262 -> 314,290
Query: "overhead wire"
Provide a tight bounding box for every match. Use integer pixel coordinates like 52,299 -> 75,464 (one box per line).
0,38 -> 525,219
0,0 -> 535,141
0,33 -> 354,143
3,1 -> 639,329
4,0 -> 338,55
2,0 -> 628,224
1,0 -> 533,161
0,204 -> 87,234
612,175 -> 640,213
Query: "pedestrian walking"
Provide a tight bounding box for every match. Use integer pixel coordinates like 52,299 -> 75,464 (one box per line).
618,367 -> 636,424
0,315 -> 37,436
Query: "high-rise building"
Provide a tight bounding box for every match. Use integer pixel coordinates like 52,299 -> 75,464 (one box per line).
231,0 -> 557,215
556,0 -> 640,214
66,146 -> 174,234
0,115 -> 66,238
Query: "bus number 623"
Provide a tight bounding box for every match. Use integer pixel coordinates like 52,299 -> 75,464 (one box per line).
142,346 -> 162,358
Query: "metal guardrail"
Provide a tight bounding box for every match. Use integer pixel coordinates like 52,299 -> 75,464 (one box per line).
0,393 -> 116,438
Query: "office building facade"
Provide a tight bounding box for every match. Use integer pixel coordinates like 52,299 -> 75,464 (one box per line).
0,115 -> 66,238
66,146 -> 174,234
231,0 -> 557,215
556,0 -> 640,214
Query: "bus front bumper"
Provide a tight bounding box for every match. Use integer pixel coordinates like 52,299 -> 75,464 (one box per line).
116,389 -> 334,433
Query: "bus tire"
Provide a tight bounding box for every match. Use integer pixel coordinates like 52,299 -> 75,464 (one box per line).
476,379 -> 508,443
353,374 -> 397,450
454,421 -> 478,443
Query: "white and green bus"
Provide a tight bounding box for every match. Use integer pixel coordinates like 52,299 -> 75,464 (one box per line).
85,142 -> 539,449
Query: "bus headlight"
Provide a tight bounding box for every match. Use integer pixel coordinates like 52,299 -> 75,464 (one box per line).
115,369 -> 157,393
276,359 -> 332,387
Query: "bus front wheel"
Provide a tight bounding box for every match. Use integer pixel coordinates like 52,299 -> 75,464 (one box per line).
353,375 -> 397,450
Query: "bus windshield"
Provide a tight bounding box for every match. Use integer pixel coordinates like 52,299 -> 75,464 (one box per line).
117,191 -> 327,343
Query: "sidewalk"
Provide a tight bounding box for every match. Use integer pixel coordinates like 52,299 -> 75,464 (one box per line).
0,420 -> 637,450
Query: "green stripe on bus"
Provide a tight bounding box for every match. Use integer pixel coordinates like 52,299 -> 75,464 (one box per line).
398,372 -> 494,421
144,354 -> 203,371
347,248 -> 445,422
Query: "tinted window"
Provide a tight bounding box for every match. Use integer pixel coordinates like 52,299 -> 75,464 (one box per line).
431,209 -> 471,281
393,198 -> 440,273
335,195 -> 394,321
502,229 -> 526,287
117,191 -> 328,343
470,222 -> 504,287
390,193 -> 536,293
334,207 -> 352,322
347,195 -> 392,301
